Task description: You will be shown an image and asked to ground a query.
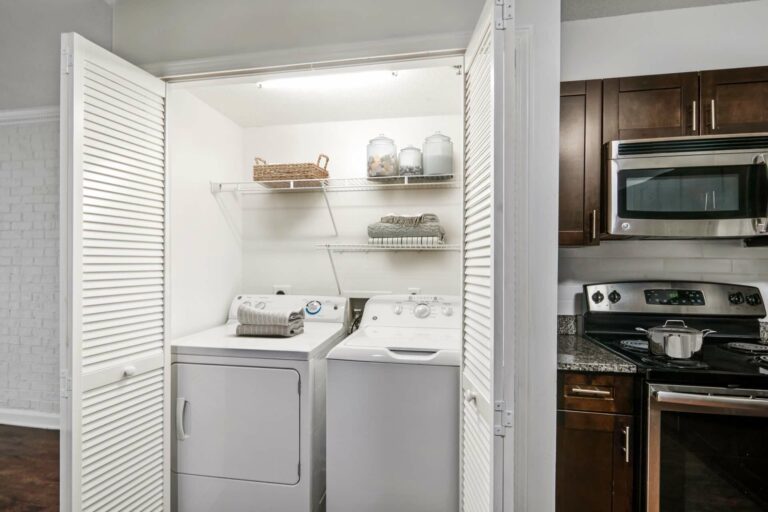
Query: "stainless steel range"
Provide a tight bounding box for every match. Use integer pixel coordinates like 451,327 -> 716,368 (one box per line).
583,281 -> 768,512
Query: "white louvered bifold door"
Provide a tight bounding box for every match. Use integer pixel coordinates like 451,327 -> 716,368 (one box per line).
461,1 -> 508,511
60,33 -> 168,512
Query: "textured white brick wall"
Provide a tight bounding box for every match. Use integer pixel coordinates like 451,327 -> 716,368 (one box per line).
559,240 -> 768,315
0,120 -> 59,414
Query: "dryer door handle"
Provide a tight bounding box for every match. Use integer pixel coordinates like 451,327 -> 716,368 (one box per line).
176,397 -> 190,441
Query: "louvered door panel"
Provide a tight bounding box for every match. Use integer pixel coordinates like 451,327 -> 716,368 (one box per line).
461,1 -> 506,510
61,33 -> 168,512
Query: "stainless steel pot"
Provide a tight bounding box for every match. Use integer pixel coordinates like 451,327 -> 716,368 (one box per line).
635,320 -> 716,359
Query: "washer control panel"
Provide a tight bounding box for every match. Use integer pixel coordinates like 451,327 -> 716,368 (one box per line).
364,295 -> 461,328
228,295 -> 348,323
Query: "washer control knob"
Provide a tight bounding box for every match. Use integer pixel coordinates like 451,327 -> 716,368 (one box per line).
441,304 -> 454,316
305,300 -> 322,315
414,303 -> 431,319
393,303 -> 403,315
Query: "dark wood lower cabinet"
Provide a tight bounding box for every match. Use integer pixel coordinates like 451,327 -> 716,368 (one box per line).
557,411 -> 633,512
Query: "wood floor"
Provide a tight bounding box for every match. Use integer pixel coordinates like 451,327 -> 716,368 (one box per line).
0,425 -> 59,511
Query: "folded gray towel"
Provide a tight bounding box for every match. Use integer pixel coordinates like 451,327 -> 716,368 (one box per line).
237,302 -> 305,326
368,236 -> 444,246
367,222 -> 445,240
237,323 -> 304,337
380,213 -> 440,226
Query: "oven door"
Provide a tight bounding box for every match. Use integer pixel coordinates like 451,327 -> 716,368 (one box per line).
607,151 -> 768,237
647,384 -> 768,512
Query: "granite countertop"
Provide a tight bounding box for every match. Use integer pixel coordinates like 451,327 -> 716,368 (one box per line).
558,334 -> 637,374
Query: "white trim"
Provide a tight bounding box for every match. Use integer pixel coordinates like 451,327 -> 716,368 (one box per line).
0,106 -> 59,126
142,31 -> 472,79
0,407 -> 60,430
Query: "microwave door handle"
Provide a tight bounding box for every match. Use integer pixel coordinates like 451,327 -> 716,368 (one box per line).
756,154 -> 768,233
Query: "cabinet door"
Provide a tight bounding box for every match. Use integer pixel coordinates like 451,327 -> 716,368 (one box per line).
559,81 -> 602,246
701,67 -> 768,134
556,411 -> 633,512
603,73 -> 699,142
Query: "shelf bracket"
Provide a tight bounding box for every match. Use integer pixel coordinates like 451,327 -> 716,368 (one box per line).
325,247 -> 342,295
321,187 -> 339,237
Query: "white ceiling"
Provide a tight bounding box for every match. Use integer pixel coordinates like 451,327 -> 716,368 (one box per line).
562,0 -> 756,21
186,64 -> 464,128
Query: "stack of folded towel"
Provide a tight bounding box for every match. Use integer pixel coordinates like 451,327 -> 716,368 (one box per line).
367,213 -> 446,246
236,301 -> 305,337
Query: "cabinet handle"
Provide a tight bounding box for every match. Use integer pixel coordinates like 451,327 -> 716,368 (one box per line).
691,100 -> 697,132
622,425 -> 631,463
590,210 -> 598,242
710,99 -> 717,130
570,386 -> 611,397
176,398 -> 189,441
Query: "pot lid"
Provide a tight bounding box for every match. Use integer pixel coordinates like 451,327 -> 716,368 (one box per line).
647,320 -> 702,334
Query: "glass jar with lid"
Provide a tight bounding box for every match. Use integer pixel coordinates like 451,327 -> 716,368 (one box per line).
367,134 -> 398,177
398,146 -> 423,176
422,132 -> 454,176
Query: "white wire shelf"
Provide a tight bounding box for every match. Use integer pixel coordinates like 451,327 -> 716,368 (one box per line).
318,243 -> 460,252
211,175 -> 458,194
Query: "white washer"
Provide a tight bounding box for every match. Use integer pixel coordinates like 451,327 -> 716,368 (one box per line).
171,295 -> 348,512
326,295 -> 461,512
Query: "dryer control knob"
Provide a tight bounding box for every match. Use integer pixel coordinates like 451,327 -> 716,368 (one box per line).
305,300 -> 322,315
393,303 -> 403,315
441,304 -> 454,316
414,303 -> 431,319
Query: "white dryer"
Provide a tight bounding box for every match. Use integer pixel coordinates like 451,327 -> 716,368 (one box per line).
171,294 -> 348,512
326,295 -> 461,512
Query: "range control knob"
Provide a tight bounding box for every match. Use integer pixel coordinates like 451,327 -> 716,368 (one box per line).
608,291 -> 621,304
305,300 -> 322,315
746,294 -> 763,306
591,291 -> 605,304
413,303 -> 431,319
729,292 -> 745,305
441,304 -> 454,316
393,303 -> 403,315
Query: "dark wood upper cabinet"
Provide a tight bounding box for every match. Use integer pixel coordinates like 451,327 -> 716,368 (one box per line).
559,80 -> 602,246
700,66 -> 768,135
602,73 -> 699,143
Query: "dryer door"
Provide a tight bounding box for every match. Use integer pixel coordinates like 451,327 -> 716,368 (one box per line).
173,363 -> 301,484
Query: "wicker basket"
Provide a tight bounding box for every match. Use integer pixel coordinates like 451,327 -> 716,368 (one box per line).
253,154 -> 330,188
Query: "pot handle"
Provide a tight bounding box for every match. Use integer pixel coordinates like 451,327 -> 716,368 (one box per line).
663,320 -> 688,328
702,329 -> 717,337
635,327 -> 649,334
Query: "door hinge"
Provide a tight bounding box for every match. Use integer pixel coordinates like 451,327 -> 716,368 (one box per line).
493,400 -> 513,437
495,0 -> 514,30
61,49 -> 73,75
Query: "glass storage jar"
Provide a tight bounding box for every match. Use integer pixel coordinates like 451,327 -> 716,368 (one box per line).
398,146 -> 423,176
422,132 -> 454,176
367,134 -> 398,177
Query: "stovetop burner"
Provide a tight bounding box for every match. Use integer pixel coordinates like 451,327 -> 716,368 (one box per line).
620,339 -> 649,352
725,342 -> 768,354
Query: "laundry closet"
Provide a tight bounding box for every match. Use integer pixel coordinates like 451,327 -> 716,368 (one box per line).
57,1 -> 509,509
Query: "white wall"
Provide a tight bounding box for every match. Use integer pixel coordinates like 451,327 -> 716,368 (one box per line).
0,0 -> 113,109
167,90 -> 244,338
0,119 -> 60,423
113,0 -> 483,75
561,0 -> 768,81
240,115 -> 463,297
558,0 -> 768,316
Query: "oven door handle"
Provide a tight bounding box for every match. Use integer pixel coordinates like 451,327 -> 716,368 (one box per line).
655,390 -> 768,416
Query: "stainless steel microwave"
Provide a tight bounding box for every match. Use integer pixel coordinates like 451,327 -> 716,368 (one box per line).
606,134 -> 768,238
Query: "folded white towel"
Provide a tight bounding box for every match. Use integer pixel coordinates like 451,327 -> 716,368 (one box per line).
237,302 -> 305,327
368,236 -> 445,247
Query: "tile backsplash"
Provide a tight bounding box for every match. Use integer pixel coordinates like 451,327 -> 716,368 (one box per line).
559,240 -> 768,315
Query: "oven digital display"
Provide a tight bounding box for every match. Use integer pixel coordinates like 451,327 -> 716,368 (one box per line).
645,289 -> 705,306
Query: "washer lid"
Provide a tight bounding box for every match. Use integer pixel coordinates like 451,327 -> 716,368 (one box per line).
327,326 -> 460,366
